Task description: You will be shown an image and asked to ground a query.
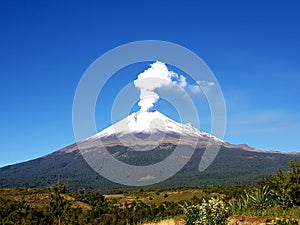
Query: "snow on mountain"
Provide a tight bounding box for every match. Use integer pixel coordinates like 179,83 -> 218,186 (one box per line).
81,110 -> 224,147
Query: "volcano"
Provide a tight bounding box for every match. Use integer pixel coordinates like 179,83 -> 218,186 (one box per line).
73,110 -> 223,150
0,111 -> 299,190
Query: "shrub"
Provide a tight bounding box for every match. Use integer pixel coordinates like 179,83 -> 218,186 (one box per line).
265,217 -> 299,225
228,197 -> 248,212
259,159 -> 300,208
181,197 -> 229,225
229,186 -> 270,212
248,185 -> 270,209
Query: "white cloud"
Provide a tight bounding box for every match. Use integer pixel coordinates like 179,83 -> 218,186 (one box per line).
189,84 -> 202,93
197,80 -> 215,87
178,75 -> 187,88
189,80 -> 215,94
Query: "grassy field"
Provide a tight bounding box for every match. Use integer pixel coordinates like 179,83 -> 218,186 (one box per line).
0,187 -> 211,210
0,187 -> 92,210
104,189 -> 208,205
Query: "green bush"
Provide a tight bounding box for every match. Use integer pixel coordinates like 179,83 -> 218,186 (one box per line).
265,217 -> 299,225
229,186 -> 270,212
259,159 -> 300,208
247,185 -> 270,209
181,197 -> 229,225
228,197 -> 248,212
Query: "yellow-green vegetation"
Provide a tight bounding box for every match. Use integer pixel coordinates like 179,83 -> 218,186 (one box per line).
0,188 -> 49,210
0,184 -> 231,225
266,217 -> 299,225
104,189 -> 207,205
0,187 -> 91,211
0,185 -> 186,224
1,159 -> 300,225
166,159 -> 300,225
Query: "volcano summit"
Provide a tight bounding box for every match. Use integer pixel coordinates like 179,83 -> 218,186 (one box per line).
71,110 -> 225,186
79,110 -> 223,149
0,110 -> 299,190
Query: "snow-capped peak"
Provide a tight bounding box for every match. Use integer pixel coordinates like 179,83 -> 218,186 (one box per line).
86,110 -> 224,145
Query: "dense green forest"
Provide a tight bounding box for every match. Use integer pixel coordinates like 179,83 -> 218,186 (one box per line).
1,146 -> 298,191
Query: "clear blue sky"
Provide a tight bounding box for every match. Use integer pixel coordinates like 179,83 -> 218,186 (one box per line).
1,0 -> 300,167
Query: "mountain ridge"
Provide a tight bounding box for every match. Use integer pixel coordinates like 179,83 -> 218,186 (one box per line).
0,110 -> 299,190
